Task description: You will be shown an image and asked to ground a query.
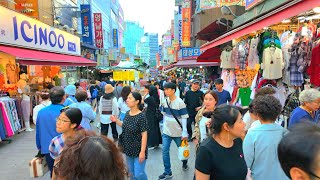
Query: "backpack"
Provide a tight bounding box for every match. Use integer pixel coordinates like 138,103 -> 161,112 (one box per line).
92,88 -> 99,99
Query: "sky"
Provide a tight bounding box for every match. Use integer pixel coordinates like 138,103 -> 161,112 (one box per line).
118,0 -> 177,36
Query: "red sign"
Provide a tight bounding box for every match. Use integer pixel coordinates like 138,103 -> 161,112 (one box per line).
182,0 -> 191,47
93,13 -> 104,48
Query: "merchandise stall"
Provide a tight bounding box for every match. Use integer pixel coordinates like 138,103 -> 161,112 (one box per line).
197,0 -> 320,127
0,6 -> 96,141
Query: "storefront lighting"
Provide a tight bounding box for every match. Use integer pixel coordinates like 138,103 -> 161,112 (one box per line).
297,16 -> 305,20
200,66 -> 203,68
313,7 -> 320,14
306,14 -> 320,20
189,68 -> 192,71
281,19 -> 291,23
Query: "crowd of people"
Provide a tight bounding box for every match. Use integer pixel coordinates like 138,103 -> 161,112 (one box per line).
33,75 -> 320,180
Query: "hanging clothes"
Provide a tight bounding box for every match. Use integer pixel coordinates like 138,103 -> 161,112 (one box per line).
280,31 -> 296,86
220,49 -> 234,69
289,33 -> 304,86
247,37 -> 260,69
309,39 -> 320,86
221,69 -> 236,96
261,47 -> 284,80
238,87 -> 252,107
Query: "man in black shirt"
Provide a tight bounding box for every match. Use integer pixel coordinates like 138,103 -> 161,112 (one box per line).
184,79 -> 204,141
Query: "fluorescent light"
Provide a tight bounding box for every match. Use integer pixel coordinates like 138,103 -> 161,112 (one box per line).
297,16 -> 305,20
306,14 -> 320,20
281,19 -> 291,23
313,7 -> 320,13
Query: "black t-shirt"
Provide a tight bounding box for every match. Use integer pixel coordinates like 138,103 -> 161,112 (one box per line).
196,137 -> 247,180
122,112 -> 148,158
184,90 -> 204,117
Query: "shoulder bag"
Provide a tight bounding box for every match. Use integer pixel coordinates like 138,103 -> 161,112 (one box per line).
166,98 -> 182,128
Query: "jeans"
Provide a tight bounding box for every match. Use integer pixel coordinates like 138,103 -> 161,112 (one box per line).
44,153 -> 54,177
162,134 -> 188,174
187,116 -> 195,139
126,155 -> 148,180
101,122 -> 118,140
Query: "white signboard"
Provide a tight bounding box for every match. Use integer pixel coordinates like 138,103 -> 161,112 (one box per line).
0,6 -> 80,55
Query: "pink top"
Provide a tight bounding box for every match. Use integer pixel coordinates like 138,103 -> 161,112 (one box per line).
0,102 -> 14,137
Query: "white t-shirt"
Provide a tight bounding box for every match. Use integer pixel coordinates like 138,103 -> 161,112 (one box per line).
199,116 -> 210,142
117,97 -> 130,113
243,111 -> 261,131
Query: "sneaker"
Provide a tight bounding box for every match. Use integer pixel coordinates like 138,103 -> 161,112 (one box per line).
182,164 -> 189,171
26,128 -> 34,132
158,172 -> 173,180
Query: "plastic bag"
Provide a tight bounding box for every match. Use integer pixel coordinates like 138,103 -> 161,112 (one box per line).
178,140 -> 190,161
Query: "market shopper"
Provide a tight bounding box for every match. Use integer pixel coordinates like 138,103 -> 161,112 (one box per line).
278,122 -> 320,180
114,81 -> 124,99
192,90 -> 218,149
49,107 -> 82,160
153,82 -> 165,105
69,91 -> 96,130
243,95 -> 289,180
195,105 -> 247,180
159,82 -> 189,180
99,84 -> 119,141
118,86 -> 131,121
111,92 -> 148,180
53,130 -> 127,180
214,78 -> 231,105
185,79 -> 204,141
143,85 -> 162,149
32,89 -> 51,125
63,85 -> 77,106
36,86 -> 66,177
289,88 -> 320,128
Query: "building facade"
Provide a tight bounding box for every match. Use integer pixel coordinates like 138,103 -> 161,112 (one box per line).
124,21 -> 144,55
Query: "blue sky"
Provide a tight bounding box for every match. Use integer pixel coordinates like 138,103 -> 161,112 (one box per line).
119,0 -> 177,36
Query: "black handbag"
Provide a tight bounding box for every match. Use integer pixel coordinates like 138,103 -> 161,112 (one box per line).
155,107 -> 163,122
117,134 -> 124,152
166,99 -> 182,128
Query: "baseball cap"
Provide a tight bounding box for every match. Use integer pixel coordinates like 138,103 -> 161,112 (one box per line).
192,79 -> 200,84
214,78 -> 224,84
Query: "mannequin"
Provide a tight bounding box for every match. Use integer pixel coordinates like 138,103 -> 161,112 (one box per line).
6,60 -> 17,84
18,73 -> 33,131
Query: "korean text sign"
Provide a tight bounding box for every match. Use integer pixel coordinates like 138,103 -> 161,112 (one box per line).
81,4 -> 93,45
93,13 -> 104,48
179,48 -> 200,60
182,0 -> 191,47
113,29 -> 118,48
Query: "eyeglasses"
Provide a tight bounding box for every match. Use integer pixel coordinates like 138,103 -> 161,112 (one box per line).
56,117 -> 71,123
307,169 -> 320,179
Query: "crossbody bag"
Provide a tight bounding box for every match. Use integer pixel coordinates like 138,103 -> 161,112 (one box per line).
166,98 -> 182,128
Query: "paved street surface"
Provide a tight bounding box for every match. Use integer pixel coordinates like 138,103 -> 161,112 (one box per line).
0,124 -> 196,180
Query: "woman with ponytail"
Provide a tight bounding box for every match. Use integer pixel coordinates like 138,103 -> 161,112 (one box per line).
195,105 -> 247,180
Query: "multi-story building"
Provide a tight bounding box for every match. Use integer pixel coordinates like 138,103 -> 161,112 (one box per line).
124,21 -> 144,55
148,33 -> 159,68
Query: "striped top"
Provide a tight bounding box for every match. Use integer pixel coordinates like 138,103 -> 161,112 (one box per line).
161,97 -> 189,137
100,97 -> 113,112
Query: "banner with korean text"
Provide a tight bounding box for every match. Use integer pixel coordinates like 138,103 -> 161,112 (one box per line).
93,13 -> 104,48
81,4 -> 93,45
182,0 -> 191,47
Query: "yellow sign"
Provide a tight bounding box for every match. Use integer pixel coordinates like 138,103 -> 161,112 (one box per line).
128,71 -> 135,81
113,70 -> 136,81
113,71 -> 122,81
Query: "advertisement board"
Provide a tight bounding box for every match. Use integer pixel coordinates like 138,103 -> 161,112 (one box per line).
0,6 -> 80,55
113,29 -> 118,48
178,48 -> 201,60
220,0 -> 245,6
200,0 -> 219,10
15,0 -> 39,19
182,0 -> 191,47
245,0 -> 264,10
93,13 -> 104,49
81,4 -> 93,45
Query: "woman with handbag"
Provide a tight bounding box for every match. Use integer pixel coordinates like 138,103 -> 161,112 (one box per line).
111,92 -> 148,180
195,105 -> 247,180
192,90 -> 218,150
143,85 -> 162,149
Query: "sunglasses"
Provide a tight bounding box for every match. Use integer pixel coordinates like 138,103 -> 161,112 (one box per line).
60,106 -> 70,113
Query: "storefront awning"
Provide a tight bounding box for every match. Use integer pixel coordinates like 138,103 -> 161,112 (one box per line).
196,19 -> 232,41
197,47 -> 221,62
201,0 -> 320,51
174,60 -> 220,67
0,45 -> 97,66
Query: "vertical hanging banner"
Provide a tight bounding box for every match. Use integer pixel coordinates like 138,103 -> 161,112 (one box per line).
81,4 -> 93,45
93,13 -> 104,48
182,0 -> 191,47
113,29 -> 118,48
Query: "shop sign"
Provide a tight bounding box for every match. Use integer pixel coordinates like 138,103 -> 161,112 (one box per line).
113,29 -> 118,48
109,48 -> 117,60
159,45 -> 163,61
245,0 -> 264,10
15,0 -> 39,19
81,48 -> 96,60
167,47 -> 174,55
182,0 -> 191,47
172,39 -> 179,48
175,0 -> 183,6
179,48 -> 200,60
221,0 -> 245,6
81,4 -> 93,45
93,13 -> 104,49
200,0 -> 219,10
0,6 -> 80,55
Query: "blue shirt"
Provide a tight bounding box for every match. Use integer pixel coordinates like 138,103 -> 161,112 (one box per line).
69,101 -> 96,130
243,124 -> 289,180
63,96 -> 77,106
36,104 -> 64,154
289,107 -> 313,128
215,90 -> 231,105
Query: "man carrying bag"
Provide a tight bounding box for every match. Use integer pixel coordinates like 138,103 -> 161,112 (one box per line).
158,82 -> 189,180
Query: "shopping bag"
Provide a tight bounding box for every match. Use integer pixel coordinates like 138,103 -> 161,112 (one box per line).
178,140 -> 190,161
29,157 -> 48,178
